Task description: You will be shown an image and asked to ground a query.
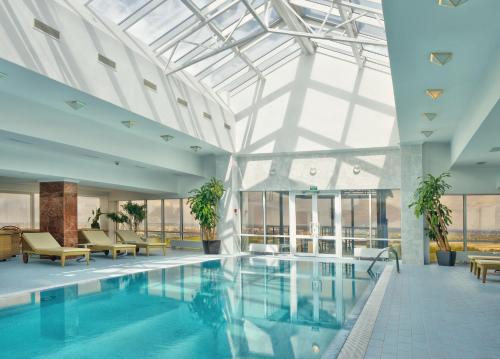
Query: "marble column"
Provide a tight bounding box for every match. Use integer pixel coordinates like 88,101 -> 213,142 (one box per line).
400,145 -> 426,265
39,181 -> 78,247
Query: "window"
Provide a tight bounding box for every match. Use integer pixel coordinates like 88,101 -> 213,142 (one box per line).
265,192 -> 289,249
0,193 -> 30,228
88,0 -> 149,24
467,195 -> 500,253
117,200 -> 145,235
241,192 -> 264,248
164,199 -> 181,242
78,196 -> 100,229
33,193 -> 39,229
147,200 -> 162,239
182,199 -> 200,241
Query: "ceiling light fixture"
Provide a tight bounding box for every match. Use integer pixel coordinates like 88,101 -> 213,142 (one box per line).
0,72 -> 7,79
489,147 -> 500,153
161,134 -> 174,142
422,130 -> 434,138
426,89 -> 444,100
121,120 -> 136,128
190,145 -> 202,152
436,0 -> 468,7
476,161 -> 487,165
429,52 -> 453,66
65,100 -> 86,110
422,113 -> 437,121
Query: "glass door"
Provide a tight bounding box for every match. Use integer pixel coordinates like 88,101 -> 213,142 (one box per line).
291,192 -> 341,257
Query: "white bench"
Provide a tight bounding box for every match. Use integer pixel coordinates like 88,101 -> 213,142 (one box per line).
354,247 -> 388,260
248,243 -> 279,255
170,240 -> 203,250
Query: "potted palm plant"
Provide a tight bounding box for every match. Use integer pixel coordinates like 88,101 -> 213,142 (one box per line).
409,172 -> 455,266
187,177 -> 225,254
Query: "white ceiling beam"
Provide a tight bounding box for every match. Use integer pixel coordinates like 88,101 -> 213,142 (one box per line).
270,0 -> 316,55
268,28 -> 386,46
335,0 -> 364,67
290,0 -> 383,17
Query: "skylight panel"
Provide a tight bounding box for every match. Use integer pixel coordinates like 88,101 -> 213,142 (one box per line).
185,49 -> 233,77
231,18 -> 262,41
192,0 -> 215,9
351,0 -> 382,11
88,0 -> 149,24
172,26 -> 214,62
303,8 -> 342,26
211,2 -> 247,31
244,33 -> 292,62
356,21 -> 386,40
203,56 -> 247,87
127,0 -> 193,44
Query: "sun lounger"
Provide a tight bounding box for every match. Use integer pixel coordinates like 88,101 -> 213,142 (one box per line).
475,260 -> 500,283
468,255 -> 500,275
22,232 -> 90,267
116,230 -> 167,256
79,230 -> 136,259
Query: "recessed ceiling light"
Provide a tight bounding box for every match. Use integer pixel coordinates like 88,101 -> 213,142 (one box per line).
135,165 -> 146,169
422,130 -> 434,138
190,145 -> 202,152
422,113 -> 437,121
489,147 -> 500,152
121,120 -> 136,128
9,138 -> 33,145
161,134 -> 174,142
66,100 -> 86,110
426,89 -> 444,100
476,161 -> 487,165
429,52 -> 453,66
0,72 -> 7,79
436,0 -> 468,7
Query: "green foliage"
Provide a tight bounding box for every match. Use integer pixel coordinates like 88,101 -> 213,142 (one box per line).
409,172 -> 452,251
106,212 -> 129,225
106,201 -> 146,233
88,208 -> 103,229
187,177 -> 225,241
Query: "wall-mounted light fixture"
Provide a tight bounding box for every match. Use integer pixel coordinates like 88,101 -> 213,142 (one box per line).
190,145 -> 202,152
353,165 -> 361,175
429,52 -> 453,66
160,134 -> 174,142
436,0 -> 468,7
422,113 -> 437,121
426,89 -> 444,100
121,120 -> 136,128
65,100 -> 86,110
422,130 -> 434,138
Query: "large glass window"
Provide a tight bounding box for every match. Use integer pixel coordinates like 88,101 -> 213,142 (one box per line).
78,196 -> 100,229
241,192 -> 264,248
182,199 -> 200,241
265,192 -> 289,250
117,200 -> 145,235
467,195 -> 500,253
147,200 -> 162,240
0,193 -> 30,228
164,199 -> 181,242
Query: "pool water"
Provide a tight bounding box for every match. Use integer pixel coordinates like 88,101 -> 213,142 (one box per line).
0,257 -> 382,359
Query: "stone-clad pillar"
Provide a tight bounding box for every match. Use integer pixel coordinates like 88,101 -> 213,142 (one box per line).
39,181 -> 78,247
400,145 -> 426,265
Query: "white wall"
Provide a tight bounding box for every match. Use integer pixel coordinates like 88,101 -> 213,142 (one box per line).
231,52 -> 398,154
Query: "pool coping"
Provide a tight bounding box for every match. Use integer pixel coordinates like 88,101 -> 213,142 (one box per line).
330,264 -> 395,359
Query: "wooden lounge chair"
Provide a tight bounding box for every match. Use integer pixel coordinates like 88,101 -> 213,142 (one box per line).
22,232 -> 90,267
468,255 -> 500,275
475,260 -> 500,283
116,230 -> 167,256
80,230 -> 136,259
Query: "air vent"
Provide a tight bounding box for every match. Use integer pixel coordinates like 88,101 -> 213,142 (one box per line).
33,19 -> 60,39
177,97 -> 188,107
143,79 -> 157,91
202,112 -> 212,120
224,122 -> 231,130
98,54 -> 116,70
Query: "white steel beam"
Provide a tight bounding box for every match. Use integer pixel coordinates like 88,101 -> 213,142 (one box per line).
268,28 -> 386,46
270,0 -> 316,55
290,0 -> 383,17
335,0 -> 364,67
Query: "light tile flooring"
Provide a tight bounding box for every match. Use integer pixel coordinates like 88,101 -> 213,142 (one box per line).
0,249 -> 232,296
365,264 -> 500,359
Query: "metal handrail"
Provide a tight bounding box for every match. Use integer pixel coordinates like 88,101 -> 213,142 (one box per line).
367,247 -> 400,274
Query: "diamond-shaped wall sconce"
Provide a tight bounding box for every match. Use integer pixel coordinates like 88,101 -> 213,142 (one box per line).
422,113 -> 437,121
160,135 -> 174,142
0,72 -> 8,79
66,100 -> 86,110
426,89 -> 444,100
190,145 -> 202,152
430,52 -> 453,66
422,130 -> 434,138
436,0 -> 468,7
121,120 -> 136,128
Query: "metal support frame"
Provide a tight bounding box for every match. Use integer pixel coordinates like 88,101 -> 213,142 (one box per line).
334,0 -> 364,67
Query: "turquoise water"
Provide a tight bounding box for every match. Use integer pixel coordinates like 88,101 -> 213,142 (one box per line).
0,257 -> 381,359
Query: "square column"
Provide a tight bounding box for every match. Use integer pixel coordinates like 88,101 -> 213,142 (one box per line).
400,145 -> 426,264
39,181 -> 78,247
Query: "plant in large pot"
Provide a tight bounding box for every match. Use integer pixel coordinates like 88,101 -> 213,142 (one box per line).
187,177 -> 225,254
409,172 -> 455,266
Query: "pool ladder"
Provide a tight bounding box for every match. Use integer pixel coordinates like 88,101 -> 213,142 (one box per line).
367,247 -> 400,275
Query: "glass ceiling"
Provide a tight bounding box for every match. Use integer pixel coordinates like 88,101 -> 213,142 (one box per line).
88,0 -> 388,98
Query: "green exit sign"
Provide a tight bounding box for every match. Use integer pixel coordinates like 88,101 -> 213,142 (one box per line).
309,186 -> 318,191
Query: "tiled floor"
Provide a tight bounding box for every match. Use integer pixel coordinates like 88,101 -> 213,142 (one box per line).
365,264 -> 500,359
0,249 -> 233,296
